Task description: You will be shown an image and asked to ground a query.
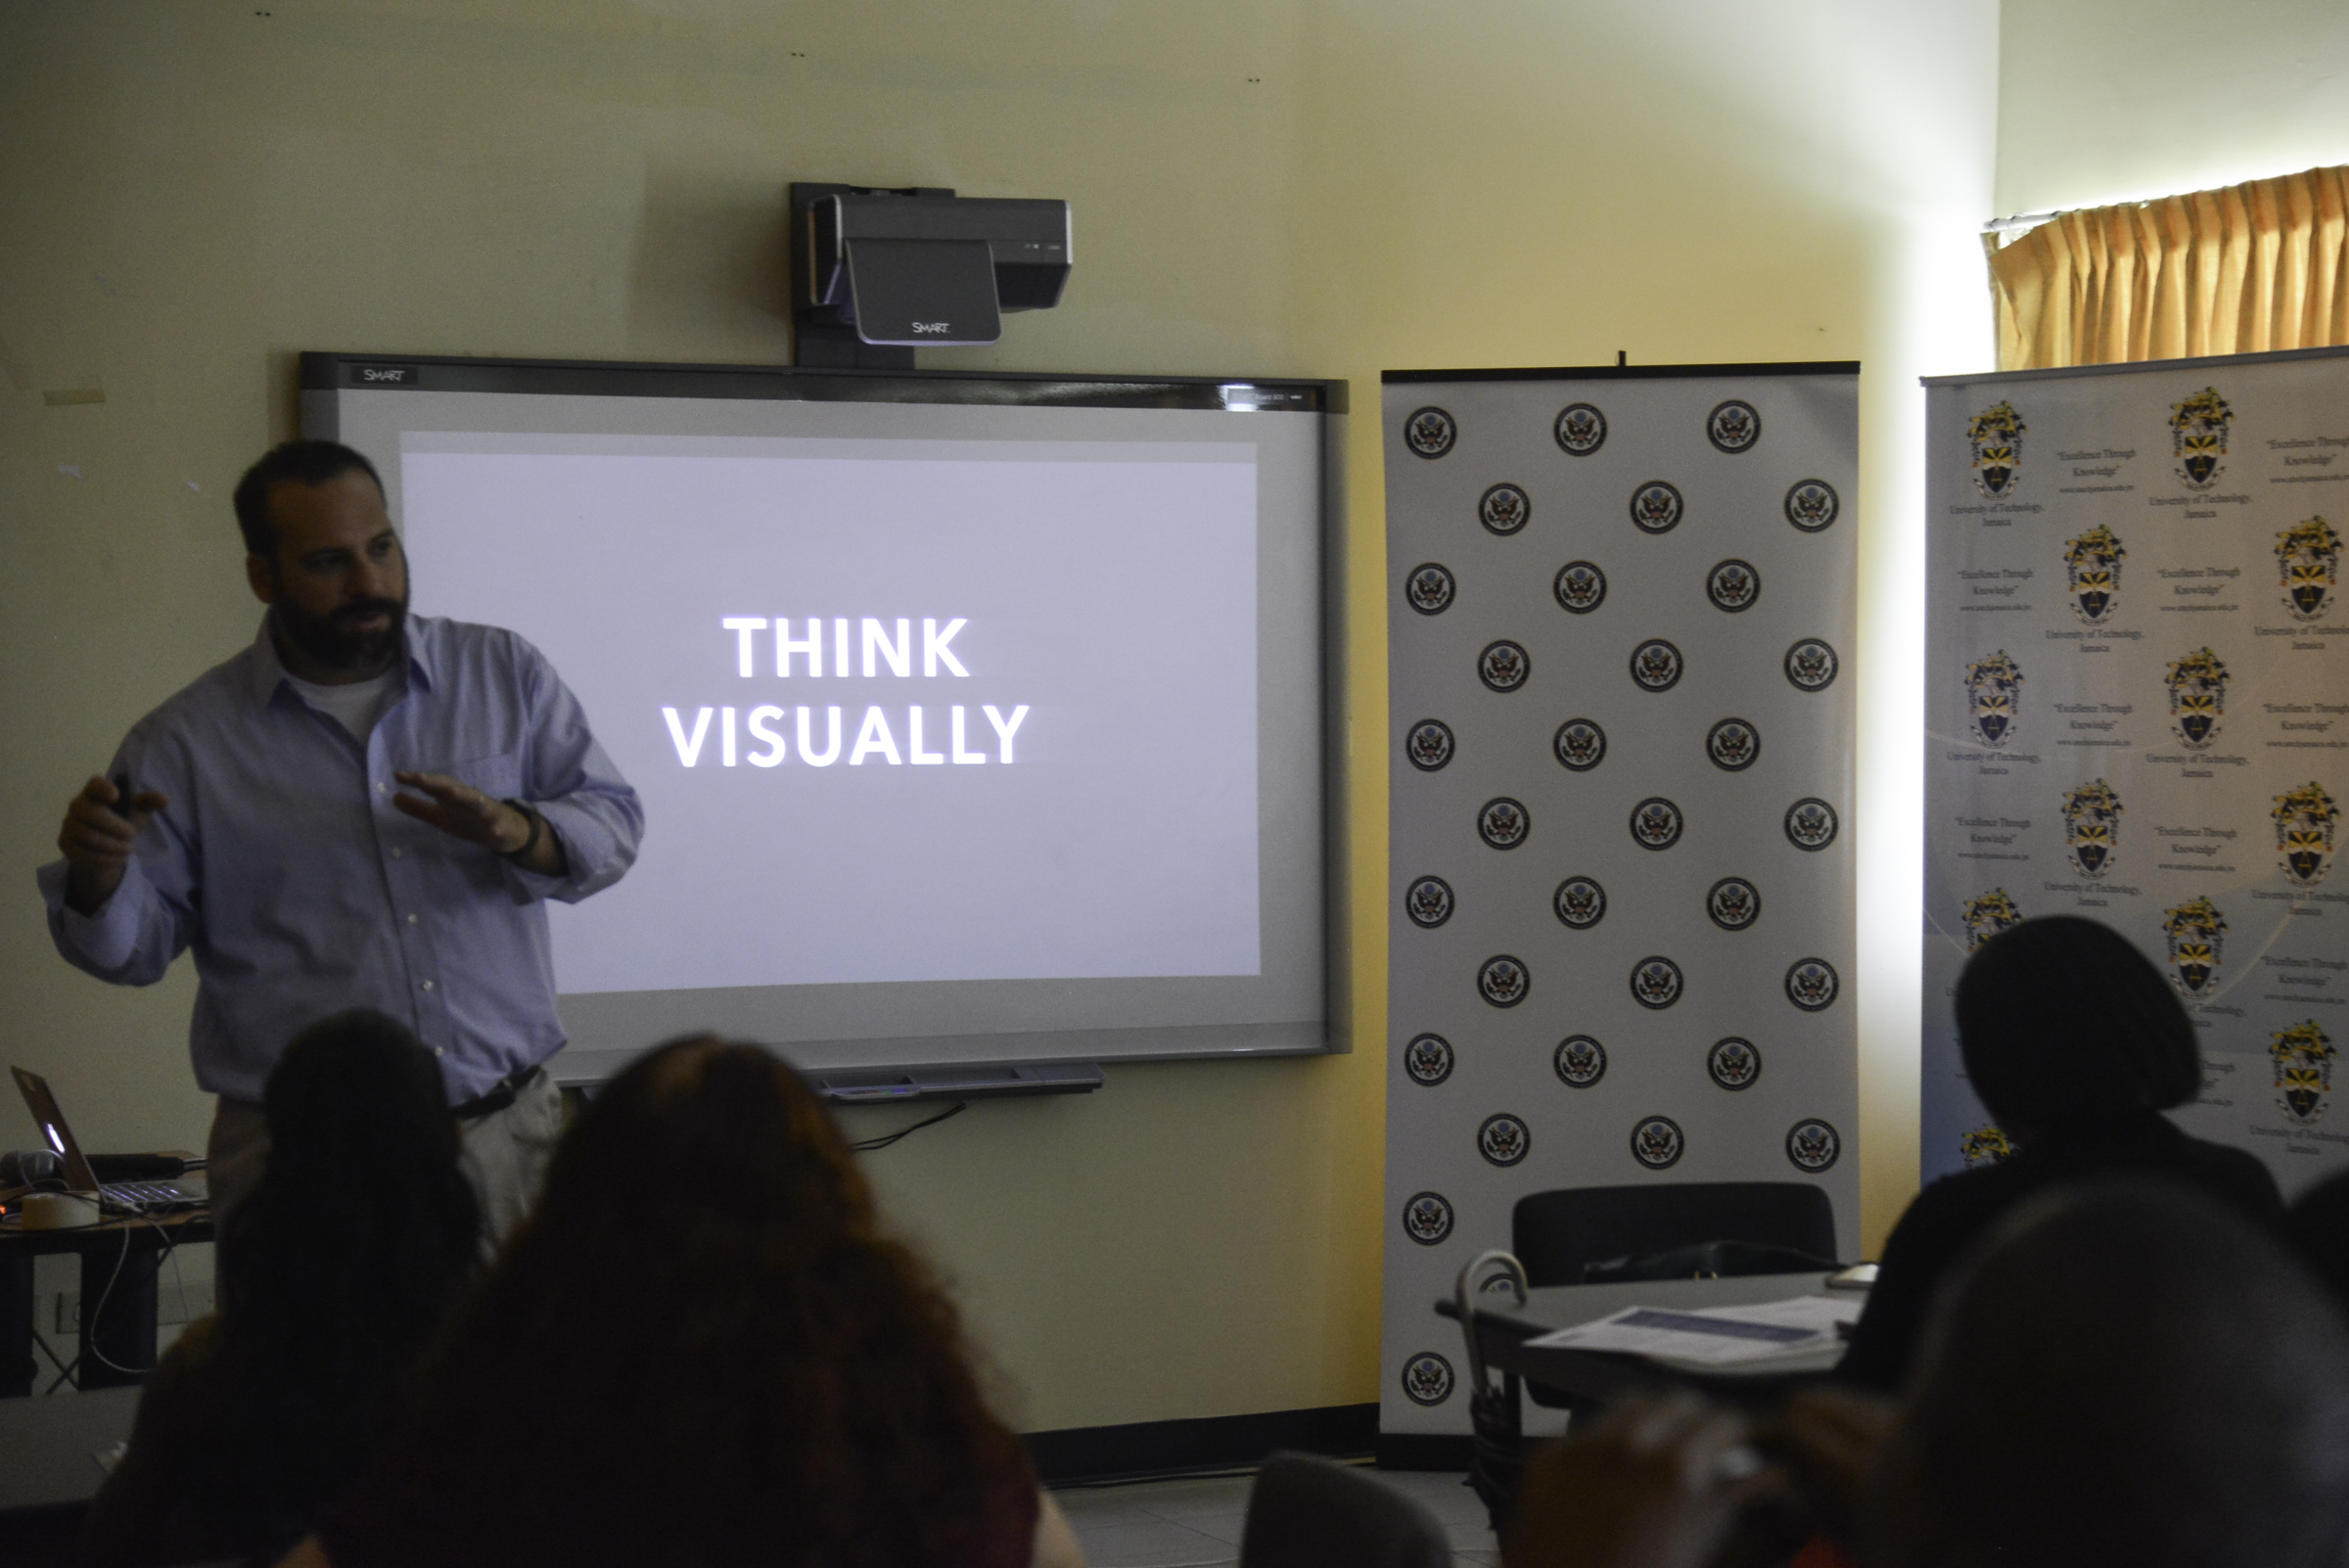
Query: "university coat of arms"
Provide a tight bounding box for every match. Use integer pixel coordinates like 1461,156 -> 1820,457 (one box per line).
2168,387 -> 2234,490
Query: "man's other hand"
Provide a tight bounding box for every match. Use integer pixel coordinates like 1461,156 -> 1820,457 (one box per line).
59,776 -> 169,916
392,771 -> 532,853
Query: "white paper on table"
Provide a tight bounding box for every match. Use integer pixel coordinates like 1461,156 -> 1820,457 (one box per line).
1523,1294 -> 1863,1366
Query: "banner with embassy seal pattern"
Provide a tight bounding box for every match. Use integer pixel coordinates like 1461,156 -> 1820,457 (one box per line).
1381,365 -> 1860,1445
1923,345 -> 2349,1191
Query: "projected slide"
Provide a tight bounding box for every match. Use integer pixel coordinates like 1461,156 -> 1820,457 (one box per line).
400,436 -> 1262,993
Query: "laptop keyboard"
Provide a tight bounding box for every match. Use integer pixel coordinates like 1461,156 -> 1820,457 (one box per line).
101,1181 -> 200,1213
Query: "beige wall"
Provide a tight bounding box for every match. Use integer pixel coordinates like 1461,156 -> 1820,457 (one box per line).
0,0 -> 1995,1432
1997,0 -> 2349,217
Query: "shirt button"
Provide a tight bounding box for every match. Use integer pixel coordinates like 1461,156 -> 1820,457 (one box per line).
391,848 -> 404,859
420,979 -> 436,992
376,783 -> 388,795
435,1046 -> 445,1057
406,913 -> 420,925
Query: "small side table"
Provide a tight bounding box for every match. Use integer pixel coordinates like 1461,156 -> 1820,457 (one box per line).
0,1207 -> 213,1398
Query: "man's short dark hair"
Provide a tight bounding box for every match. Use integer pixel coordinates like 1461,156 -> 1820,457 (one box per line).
1954,914 -> 2200,1132
232,440 -> 385,560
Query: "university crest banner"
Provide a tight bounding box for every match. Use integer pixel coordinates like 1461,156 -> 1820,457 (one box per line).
1380,365 -> 1861,1444
1923,346 -> 2349,1188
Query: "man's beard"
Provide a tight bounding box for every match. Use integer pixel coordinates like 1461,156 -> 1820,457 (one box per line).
273,589 -> 408,672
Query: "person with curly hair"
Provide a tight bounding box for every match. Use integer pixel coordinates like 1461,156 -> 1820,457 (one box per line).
80,1010 -> 483,1567
286,1036 -> 1082,1568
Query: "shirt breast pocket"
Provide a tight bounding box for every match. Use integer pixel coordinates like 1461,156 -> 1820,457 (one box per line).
435,752 -> 527,803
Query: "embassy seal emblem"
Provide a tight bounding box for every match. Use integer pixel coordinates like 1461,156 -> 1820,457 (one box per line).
1784,479 -> 1839,532
1478,797 -> 1531,850
1554,718 -> 1608,772
1405,876 -> 1455,929
1404,1033 -> 1454,1086
1707,399 -> 1761,454
1402,1190 -> 1454,1245
1785,1119 -> 1840,1173
2063,526 -> 2125,624
1961,888 -> 2024,951
1706,559 -> 1761,612
1784,638 -> 1838,693
2275,782 -> 2341,886
1479,639 -> 1531,693
1405,719 -> 1455,772
1554,876 -> 1607,930
1784,798 -> 1839,852
1629,481 -> 1684,534
1707,717 -> 1762,772
1404,405 -> 1456,459
1630,797 -> 1684,851
2162,896 -> 2227,999
1555,402 -> 1607,455
1555,1035 -> 1607,1087
1555,561 -> 1608,614
1784,958 -> 1840,1012
1479,483 -> 1532,536
1404,562 -> 1456,616
1632,1116 -> 1685,1171
1478,1113 -> 1531,1168
1706,877 -> 1761,932
2165,646 -> 2228,749
1630,955 -> 1685,1010
2273,1021 -> 2337,1125
1967,401 -> 2025,497
1631,638 -> 1684,692
2280,516 -> 2344,622
1478,954 -> 1530,1009
1707,1037 -> 1761,1091
1961,1126 -> 2015,1168
1401,1352 -> 1455,1407
2060,778 -> 2123,878
2169,387 -> 2234,490
1963,650 -> 2023,747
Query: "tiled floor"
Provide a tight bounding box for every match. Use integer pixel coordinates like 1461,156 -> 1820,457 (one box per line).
1053,1467 -> 1501,1568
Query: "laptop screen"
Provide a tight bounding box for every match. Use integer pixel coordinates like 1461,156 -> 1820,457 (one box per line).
11,1067 -> 102,1192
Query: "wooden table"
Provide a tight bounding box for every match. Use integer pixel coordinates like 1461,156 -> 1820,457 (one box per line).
1437,1272 -> 1856,1409
0,1208 -> 212,1398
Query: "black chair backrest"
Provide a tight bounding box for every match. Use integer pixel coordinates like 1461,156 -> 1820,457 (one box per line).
1510,1182 -> 1837,1288
1239,1453 -> 1452,1568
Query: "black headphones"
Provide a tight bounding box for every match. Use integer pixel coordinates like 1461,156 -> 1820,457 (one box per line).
0,1150 -> 65,1188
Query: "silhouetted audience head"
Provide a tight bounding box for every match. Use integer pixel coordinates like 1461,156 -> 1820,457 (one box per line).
2288,1167 -> 2349,1316
318,1036 -> 1037,1568
1869,1177 -> 2349,1568
1955,915 -> 2200,1142
213,1011 -> 480,1540
79,1009 -> 480,1568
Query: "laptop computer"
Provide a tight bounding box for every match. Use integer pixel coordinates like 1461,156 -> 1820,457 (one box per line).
11,1067 -> 207,1214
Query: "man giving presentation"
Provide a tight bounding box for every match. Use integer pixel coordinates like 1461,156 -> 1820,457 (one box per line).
38,439 -> 643,1235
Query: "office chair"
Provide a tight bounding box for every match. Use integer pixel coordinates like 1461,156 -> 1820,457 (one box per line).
1238,1453 -> 1452,1568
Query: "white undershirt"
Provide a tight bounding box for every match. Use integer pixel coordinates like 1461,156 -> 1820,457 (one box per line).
285,668 -> 402,746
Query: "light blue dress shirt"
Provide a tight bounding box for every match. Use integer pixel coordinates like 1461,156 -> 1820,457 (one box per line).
38,615 -> 644,1104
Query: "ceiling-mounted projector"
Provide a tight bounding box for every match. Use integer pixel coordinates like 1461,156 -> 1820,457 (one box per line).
789,183 -> 1072,368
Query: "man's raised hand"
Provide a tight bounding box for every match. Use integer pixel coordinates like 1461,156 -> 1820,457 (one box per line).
391,771 -> 532,854
59,776 -> 170,916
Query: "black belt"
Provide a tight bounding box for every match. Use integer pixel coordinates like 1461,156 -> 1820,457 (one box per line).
452,1065 -> 541,1122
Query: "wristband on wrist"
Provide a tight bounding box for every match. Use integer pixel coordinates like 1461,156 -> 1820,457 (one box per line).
500,799 -> 543,862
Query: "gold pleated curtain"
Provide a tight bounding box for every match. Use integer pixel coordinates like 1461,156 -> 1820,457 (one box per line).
1988,164 -> 2349,371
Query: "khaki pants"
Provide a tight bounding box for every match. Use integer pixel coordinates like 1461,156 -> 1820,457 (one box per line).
206,1067 -> 565,1249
